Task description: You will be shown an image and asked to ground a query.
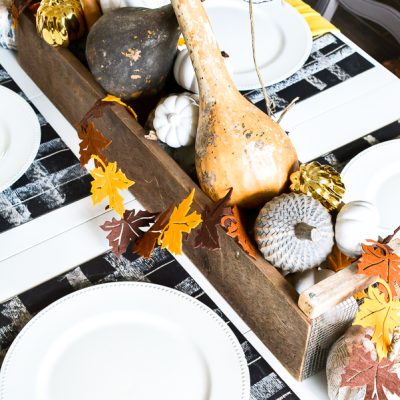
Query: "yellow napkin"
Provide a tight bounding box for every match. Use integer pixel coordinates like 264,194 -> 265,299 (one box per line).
286,0 -> 339,36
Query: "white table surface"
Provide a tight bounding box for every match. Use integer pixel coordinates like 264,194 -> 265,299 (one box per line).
0,27 -> 399,400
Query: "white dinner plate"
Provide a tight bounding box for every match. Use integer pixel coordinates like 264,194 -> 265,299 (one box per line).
0,85 -> 41,192
205,0 -> 312,90
341,139 -> 400,234
0,282 -> 250,400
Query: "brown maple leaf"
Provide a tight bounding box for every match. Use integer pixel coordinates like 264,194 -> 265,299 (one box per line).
133,206 -> 174,258
100,209 -> 158,257
78,121 -> 112,167
341,344 -> 400,400
78,100 -> 109,129
194,188 -> 233,250
11,0 -> 35,24
357,241 -> 400,297
220,205 -> 257,259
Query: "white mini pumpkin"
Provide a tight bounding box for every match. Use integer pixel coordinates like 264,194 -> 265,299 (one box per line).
335,201 -> 381,257
288,268 -> 335,294
153,93 -> 199,148
0,0 -> 15,50
99,0 -> 169,13
174,48 -> 233,94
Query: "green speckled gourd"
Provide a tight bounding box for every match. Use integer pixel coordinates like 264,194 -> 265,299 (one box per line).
86,5 -> 180,100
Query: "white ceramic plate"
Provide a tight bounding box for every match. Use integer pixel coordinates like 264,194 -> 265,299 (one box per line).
341,139 -> 400,234
0,282 -> 250,400
0,85 -> 41,192
205,0 -> 312,90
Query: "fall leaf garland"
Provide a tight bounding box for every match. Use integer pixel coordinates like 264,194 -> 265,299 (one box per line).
194,188 -> 232,250
100,209 -> 158,257
90,155 -> 134,217
78,121 -> 111,167
341,345 -> 400,400
357,241 -> 400,297
77,98 -> 256,261
341,238 -> 400,396
353,280 -> 400,360
221,205 -> 257,259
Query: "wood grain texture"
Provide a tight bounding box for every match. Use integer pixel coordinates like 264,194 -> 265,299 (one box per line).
17,11 -> 311,379
298,262 -> 377,319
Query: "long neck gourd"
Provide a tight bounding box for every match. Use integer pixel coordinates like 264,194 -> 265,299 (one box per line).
171,0 -> 298,207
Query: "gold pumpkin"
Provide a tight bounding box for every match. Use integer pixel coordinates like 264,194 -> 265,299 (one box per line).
36,0 -> 85,47
170,0 -> 298,208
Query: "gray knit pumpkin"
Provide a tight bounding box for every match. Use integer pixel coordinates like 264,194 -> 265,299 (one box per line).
255,193 -> 334,274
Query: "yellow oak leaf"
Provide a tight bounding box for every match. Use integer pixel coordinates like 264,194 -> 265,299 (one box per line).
158,189 -> 202,255
90,155 -> 134,217
353,279 -> 400,360
102,94 -> 138,120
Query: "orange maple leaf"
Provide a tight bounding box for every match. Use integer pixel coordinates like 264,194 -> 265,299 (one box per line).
158,189 -> 202,255
327,245 -> 356,272
357,240 -> 400,298
221,205 -> 257,259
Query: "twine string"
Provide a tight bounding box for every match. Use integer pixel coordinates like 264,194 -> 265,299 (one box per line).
249,0 -> 275,116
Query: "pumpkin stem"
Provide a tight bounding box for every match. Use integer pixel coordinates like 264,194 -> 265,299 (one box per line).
295,222 -> 321,242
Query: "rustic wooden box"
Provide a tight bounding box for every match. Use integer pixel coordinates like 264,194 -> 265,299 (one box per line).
16,12 -> 374,380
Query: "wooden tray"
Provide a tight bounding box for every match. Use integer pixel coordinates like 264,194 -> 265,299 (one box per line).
16,11 -> 374,380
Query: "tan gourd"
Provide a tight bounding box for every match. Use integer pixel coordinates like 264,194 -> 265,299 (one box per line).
170,0 -> 298,207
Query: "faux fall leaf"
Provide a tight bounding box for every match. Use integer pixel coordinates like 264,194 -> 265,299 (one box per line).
357,241 -> 400,297
341,344 -> 400,400
90,155 -> 134,217
11,0 -> 35,25
102,95 -> 138,120
353,280 -> 400,360
158,189 -> 202,255
221,205 -> 257,259
100,209 -> 158,257
133,206 -> 173,258
78,100 -> 109,129
78,121 -> 111,167
194,188 -> 233,250
327,244 -> 356,272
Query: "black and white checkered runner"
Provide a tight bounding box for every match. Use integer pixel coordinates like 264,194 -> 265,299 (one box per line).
243,33 -> 374,113
0,247 -> 299,400
313,120 -> 400,170
0,63 -> 92,234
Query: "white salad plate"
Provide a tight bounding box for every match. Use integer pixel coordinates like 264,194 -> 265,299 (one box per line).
0,282 -> 250,400
0,85 -> 41,192
341,139 -> 400,234
205,0 -> 312,90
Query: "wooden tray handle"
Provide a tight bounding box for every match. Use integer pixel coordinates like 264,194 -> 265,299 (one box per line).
298,263 -> 377,319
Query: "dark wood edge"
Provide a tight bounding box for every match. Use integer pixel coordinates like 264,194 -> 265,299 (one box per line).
17,11 -> 311,379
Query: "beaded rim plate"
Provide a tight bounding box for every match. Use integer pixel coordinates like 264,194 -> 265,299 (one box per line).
341,139 -> 400,234
0,282 -> 250,400
204,0 -> 313,90
0,86 -> 41,192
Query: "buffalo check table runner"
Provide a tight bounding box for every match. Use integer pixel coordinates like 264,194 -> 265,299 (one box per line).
0,64 -> 91,234
243,33 -> 374,113
0,247 -> 299,400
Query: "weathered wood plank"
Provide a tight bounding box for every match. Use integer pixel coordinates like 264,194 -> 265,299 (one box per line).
17,11 -> 311,379
298,263 -> 377,319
